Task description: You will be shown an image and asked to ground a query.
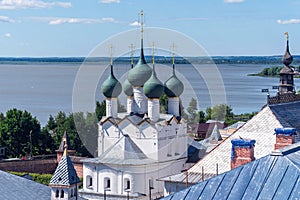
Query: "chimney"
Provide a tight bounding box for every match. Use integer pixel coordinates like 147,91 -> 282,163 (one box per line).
274,127 -> 296,150
231,138 -> 256,169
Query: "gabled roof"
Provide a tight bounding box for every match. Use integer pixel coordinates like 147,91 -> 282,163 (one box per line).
0,170 -> 50,199
83,135 -> 155,165
162,142 -> 300,200
187,103 -> 300,180
49,155 -> 80,186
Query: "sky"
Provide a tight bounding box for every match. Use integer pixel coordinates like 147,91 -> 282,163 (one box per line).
0,0 -> 300,57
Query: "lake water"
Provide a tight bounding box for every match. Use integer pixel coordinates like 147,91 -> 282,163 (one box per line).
0,62 -> 297,126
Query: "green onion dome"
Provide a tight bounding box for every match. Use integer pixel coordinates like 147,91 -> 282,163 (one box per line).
143,65 -> 164,98
164,64 -> 184,97
101,65 -> 122,98
127,40 -> 152,87
123,78 -> 133,96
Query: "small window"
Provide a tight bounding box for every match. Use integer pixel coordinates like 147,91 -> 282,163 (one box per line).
55,189 -> 59,198
86,175 -> 93,188
60,190 -> 64,198
124,178 -> 130,190
104,177 -> 111,189
71,188 -> 73,197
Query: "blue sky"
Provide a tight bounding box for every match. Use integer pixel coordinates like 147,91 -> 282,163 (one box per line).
0,0 -> 300,57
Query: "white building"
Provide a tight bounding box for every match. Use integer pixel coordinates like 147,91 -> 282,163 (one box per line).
80,11 -> 188,200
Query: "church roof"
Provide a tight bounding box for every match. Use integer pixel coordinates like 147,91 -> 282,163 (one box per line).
101,64 -> 122,98
0,170 -> 50,199
49,155 -> 80,186
279,65 -> 294,74
166,101 -> 300,183
164,64 -> 184,97
83,135 -> 155,165
162,142 -> 300,200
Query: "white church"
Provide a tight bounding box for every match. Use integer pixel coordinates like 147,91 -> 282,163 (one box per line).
80,11 -> 188,199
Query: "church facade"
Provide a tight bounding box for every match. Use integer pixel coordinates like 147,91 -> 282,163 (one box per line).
80,11 -> 188,199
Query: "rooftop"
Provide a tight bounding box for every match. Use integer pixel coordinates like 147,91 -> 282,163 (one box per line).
162,142 -> 300,200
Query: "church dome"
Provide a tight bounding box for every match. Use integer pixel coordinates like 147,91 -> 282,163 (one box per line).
164,64 -> 184,97
101,65 -> 122,98
143,65 -> 164,99
127,40 -> 152,87
123,78 -> 133,96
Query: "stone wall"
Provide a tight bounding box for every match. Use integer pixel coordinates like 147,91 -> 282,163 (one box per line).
0,158 -> 57,174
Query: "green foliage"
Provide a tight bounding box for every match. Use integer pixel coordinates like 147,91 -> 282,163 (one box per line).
159,93 -> 168,114
0,109 -> 54,158
95,100 -> 106,121
9,171 -> 53,185
250,65 -> 300,77
42,111 -> 95,157
187,98 -> 198,123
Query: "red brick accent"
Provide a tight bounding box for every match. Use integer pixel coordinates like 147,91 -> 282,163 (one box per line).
231,147 -> 255,169
274,134 -> 295,150
0,158 -> 57,174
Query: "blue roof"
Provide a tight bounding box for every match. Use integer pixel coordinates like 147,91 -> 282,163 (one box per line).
162,142 -> 300,200
0,170 -> 50,199
49,155 -> 80,186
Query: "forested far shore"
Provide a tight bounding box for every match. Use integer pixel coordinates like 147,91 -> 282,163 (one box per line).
249,65 -> 300,77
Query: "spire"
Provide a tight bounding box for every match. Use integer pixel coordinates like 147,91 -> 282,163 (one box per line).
63,132 -> 68,156
282,32 -> 293,66
171,43 -> 176,75
139,10 -> 146,64
129,43 -> 135,68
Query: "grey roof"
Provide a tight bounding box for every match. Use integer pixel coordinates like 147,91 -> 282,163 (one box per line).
162,142 -> 300,200
50,155 -> 80,186
0,170 -> 50,199
223,121 -> 246,130
83,135 -> 156,165
209,124 -> 222,141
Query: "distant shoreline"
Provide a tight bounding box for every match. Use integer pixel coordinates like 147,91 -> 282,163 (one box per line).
0,56 -> 300,65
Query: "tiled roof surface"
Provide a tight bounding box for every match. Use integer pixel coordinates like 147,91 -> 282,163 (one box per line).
187,103 -> 300,180
162,143 -> 300,200
0,170 -> 50,199
50,155 -> 80,186
83,135 -> 155,165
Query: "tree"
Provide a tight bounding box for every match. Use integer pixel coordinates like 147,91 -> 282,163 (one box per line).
187,98 -> 198,123
0,109 -> 54,158
206,104 -> 234,124
159,93 -> 168,114
96,100 -> 106,121
197,110 -> 206,123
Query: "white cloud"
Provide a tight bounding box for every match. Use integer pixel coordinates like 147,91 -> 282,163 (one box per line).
49,17 -> 115,25
100,0 -> 120,4
277,19 -> 300,25
129,21 -> 140,26
4,33 -> 11,38
0,15 -> 15,23
0,0 -> 72,10
224,0 -> 244,3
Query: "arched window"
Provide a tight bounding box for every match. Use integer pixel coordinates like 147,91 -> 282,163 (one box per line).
86,175 -> 93,188
60,190 -> 64,198
104,177 -> 111,189
124,178 -> 130,190
55,189 -> 59,198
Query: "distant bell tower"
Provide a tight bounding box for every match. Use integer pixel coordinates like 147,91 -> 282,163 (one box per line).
278,32 -> 295,95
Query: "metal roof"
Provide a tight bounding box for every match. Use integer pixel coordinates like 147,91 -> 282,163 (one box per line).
0,170 -> 50,200
50,155 -> 80,186
187,103 -> 300,180
162,142 -> 300,200
83,135 -> 156,165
